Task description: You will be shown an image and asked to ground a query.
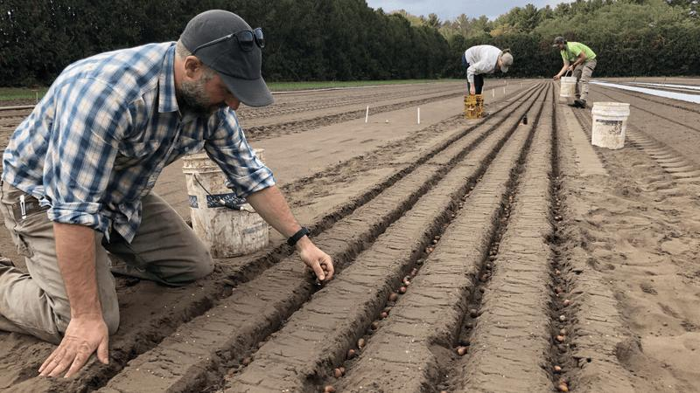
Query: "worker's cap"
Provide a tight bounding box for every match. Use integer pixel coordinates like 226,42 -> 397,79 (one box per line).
552,36 -> 567,47
180,10 -> 273,107
500,52 -> 513,73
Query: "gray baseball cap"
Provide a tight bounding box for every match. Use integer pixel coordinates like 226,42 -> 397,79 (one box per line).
552,36 -> 567,47
180,10 -> 273,107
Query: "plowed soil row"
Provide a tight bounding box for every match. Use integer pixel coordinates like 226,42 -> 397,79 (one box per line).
96,85 -> 548,393
244,89 -> 467,141
0,84 -> 539,393
235,83 -> 465,121
217,86 -> 549,393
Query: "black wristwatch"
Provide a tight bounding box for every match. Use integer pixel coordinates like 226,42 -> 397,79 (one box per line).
287,227 -> 310,247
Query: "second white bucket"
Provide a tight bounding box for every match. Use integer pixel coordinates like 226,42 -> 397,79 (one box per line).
591,102 -> 630,150
559,76 -> 577,103
182,150 -> 268,258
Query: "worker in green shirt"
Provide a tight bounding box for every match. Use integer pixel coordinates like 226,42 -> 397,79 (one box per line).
552,36 -> 597,108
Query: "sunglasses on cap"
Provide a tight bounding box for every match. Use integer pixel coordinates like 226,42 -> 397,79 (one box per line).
192,27 -> 265,54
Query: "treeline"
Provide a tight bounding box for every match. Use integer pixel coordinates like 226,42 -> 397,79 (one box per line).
439,0 -> 700,77
0,0 -> 448,86
0,0 -> 698,87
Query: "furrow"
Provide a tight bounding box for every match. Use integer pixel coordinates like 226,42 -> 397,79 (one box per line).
316,87 -> 548,393
96,85 -> 548,393
220,86 -> 548,393
32,84 -> 543,393
557,96 -> 637,393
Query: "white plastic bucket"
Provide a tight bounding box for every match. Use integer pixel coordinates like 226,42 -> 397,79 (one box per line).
591,102 -> 630,150
182,150 -> 268,258
560,76 -> 577,102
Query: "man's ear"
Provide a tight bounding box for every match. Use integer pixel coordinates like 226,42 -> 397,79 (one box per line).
183,56 -> 204,79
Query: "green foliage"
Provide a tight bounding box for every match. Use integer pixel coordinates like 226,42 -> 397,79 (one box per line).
0,0 -> 697,86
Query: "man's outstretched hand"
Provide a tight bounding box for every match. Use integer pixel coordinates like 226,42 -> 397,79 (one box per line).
297,237 -> 334,283
39,315 -> 109,378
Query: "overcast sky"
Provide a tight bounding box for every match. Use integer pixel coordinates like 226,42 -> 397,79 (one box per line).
365,0 -> 568,21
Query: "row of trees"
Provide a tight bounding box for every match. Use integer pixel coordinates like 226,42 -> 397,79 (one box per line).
0,0 -> 697,86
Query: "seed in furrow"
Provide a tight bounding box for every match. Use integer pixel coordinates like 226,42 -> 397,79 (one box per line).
456,90 -> 554,393
220,88 -> 546,393
327,95 -> 545,393
98,87 -> 544,393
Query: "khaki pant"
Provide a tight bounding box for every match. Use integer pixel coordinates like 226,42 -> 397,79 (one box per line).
574,58 -> 597,101
0,182 -> 213,343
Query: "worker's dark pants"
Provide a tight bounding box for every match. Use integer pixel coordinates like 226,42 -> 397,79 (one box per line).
462,53 -> 484,94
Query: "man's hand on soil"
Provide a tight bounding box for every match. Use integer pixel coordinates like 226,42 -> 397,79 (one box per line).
39,315 -> 109,378
469,85 -> 476,95
297,237 -> 334,283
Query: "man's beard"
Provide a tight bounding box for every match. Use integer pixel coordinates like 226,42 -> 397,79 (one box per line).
177,77 -> 224,118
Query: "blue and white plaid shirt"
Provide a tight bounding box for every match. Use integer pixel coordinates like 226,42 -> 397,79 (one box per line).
2,42 -> 275,242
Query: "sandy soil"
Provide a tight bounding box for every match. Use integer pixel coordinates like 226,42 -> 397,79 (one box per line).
0,78 -> 699,393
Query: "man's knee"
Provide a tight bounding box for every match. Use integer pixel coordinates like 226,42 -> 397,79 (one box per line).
189,250 -> 214,280
103,307 -> 120,335
159,246 -> 214,285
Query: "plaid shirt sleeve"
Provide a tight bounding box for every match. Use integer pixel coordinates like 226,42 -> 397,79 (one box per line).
204,109 -> 275,198
44,78 -> 130,233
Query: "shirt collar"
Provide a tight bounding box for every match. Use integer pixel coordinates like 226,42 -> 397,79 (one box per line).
158,44 -> 179,113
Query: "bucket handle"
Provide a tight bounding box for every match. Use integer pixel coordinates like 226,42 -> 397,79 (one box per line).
193,174 -> 245,211
564,69 -> 573,77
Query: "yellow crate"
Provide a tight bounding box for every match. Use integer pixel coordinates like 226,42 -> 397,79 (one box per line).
464,94 -> 483,119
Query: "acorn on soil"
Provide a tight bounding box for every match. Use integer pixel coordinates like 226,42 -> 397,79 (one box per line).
456,346 -> 468,356
347,349 -> 357,359
324,385 -> 337,393
334,368 -> 343,378
388,292 -> 398,302
399,286 -> 407,294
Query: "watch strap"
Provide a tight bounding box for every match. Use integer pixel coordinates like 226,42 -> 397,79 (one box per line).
287,227 -> 310,247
